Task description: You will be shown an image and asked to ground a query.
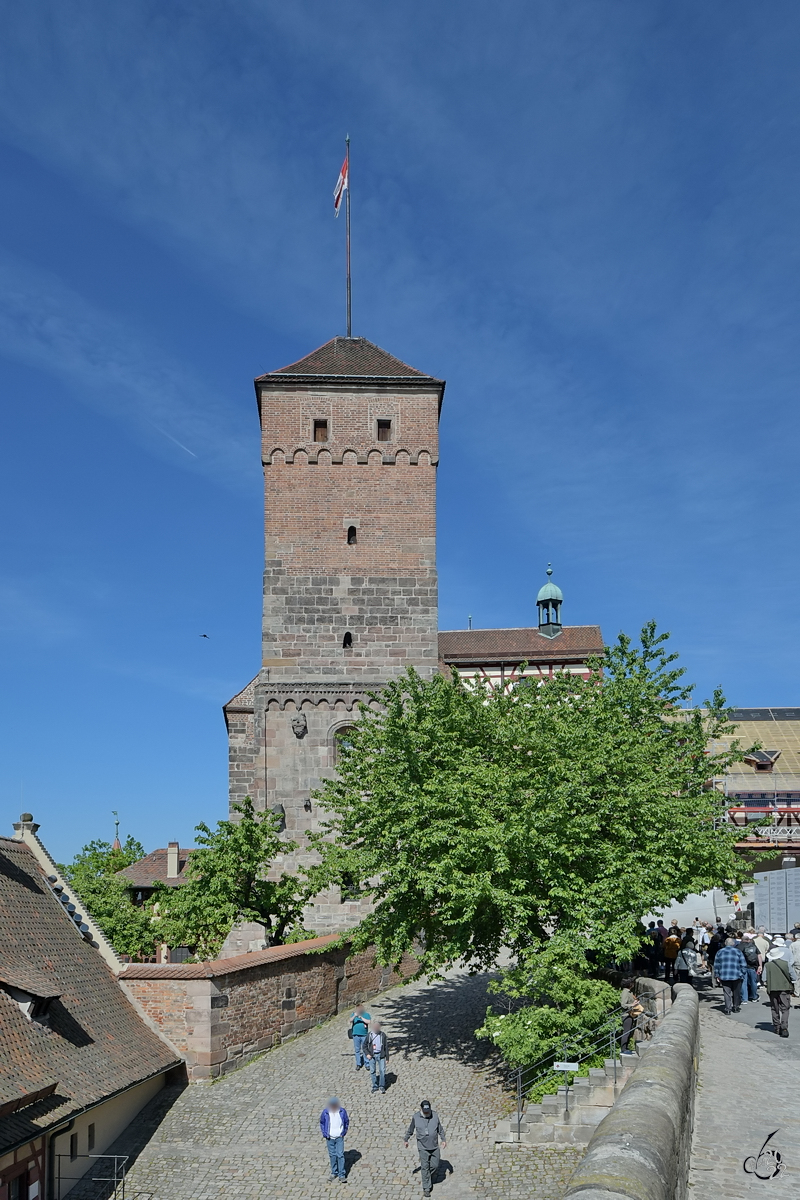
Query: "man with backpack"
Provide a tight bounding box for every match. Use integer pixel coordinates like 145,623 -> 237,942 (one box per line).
713,937 -> 747,1015
739,932 -> 761,1003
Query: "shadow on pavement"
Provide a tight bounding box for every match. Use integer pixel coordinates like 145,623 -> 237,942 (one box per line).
373,971 -> 504,1070
63,1082 -> 186,1200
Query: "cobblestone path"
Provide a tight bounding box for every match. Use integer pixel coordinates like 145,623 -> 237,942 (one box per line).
81,969 -> 582,1200
689,985 -> 800,1198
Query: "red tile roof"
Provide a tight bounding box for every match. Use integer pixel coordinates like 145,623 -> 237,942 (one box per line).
439,625 -> 604,664
117,847 -> 194,889
119,933 -> 340,979
0,837 -> 179,1153
258,337 -> 442,381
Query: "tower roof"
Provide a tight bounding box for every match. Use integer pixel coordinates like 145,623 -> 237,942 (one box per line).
258,337 -> 443,382
536,565 -> 563,604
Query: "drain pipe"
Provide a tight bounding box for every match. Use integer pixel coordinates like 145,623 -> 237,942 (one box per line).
47,1120 -> 74,1200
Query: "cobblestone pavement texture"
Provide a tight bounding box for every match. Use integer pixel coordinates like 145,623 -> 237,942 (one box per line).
72,969 -> 583,1200
689,982 -> 800,1198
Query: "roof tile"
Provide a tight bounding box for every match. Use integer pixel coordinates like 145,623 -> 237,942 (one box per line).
439,625 -> 604,664
0,837 -> 179,1152
258,337 -> 441,381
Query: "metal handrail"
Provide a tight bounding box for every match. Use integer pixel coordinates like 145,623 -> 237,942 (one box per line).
56,1153 -> 129,1200
508,981 -> 667,1141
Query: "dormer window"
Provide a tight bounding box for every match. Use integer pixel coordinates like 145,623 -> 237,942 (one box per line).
1,983 -> 57,1023
744,750 -> 781,773
377,419 -> 391,442
313,419 -> 328,443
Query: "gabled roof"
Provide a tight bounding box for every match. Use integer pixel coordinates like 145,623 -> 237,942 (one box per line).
0,836 -> 180,1153
439,625 -> 604,665
257,336 -> 443,383
117,847 -> 194,889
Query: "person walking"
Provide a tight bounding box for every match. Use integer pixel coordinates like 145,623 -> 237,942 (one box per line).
676,935 -> 699,985
365,1020 -> 389,1093
790,933 -> 800,1006
764,944 -> 797,1037
739,933 -> 761,1003
320,1097 -> 349,1183
404,1100 -> 446,1198
348,1004 -> 371,1071
663,927 -> 681,983
713,937 -> 747,1015
708,926 -> 724,972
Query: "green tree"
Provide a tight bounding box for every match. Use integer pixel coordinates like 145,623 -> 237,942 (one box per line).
152,798 -> 315,960
59,836 -> 156,960
312,623 -> 751,1064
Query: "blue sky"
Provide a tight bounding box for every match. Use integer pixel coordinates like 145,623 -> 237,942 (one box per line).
2,1 -> 800,861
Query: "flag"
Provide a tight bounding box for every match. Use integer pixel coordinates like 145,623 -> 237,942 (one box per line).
334,154 -> 349,217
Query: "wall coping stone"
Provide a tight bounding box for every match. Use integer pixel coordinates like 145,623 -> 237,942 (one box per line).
563,984 -> 699,1200
119,934 -> 343,979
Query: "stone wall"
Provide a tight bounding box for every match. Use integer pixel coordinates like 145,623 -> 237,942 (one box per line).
563,984 -> 700,1200
119,934 -> 417,1081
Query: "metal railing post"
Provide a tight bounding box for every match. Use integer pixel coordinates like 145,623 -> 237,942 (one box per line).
516,1068 -> 522,1141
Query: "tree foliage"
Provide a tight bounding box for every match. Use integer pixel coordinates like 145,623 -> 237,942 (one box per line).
59,836 -> 156,959
311,623 -> 750,1063
152,798 -> 315,959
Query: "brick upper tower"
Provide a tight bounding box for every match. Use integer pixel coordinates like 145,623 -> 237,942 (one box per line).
258,336 -> 443,678
224,336 -> 444,932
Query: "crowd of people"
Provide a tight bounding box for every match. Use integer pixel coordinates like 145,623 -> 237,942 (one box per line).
317,1004 -> 446,1194
641,917 -> 800,1036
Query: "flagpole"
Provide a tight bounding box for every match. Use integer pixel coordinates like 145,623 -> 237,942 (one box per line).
345,135 -> 352,338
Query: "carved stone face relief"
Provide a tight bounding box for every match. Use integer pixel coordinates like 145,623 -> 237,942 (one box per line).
290,713 -> 308,738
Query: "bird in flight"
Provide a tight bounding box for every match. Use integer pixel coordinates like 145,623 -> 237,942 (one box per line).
200,633 -> 210,639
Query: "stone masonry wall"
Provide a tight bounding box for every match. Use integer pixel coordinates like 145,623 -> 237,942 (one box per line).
259,382 -> 440,680
120,935 -> 417,1081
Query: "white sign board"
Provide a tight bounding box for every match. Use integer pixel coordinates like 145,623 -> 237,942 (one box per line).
553,1061 -> 579,1071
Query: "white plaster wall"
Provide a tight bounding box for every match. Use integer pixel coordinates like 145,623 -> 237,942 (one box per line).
52,1073 -> 165,1198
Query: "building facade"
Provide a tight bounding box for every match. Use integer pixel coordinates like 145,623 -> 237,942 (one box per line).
224,337 -> 444,931
225,337 -> 604,933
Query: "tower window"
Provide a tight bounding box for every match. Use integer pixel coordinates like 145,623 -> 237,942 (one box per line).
88,1123 -> 95,1152
342,631 -> 353,649
377,419 -> 391,442
313,419 -> 328,442
70,1133 -> 78,1161
347,525 -> 357,545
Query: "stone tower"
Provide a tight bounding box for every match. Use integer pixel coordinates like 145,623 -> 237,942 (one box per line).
224,337 -> 444,931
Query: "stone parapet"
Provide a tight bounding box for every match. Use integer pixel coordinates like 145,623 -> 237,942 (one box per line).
563,984 -> 699,1200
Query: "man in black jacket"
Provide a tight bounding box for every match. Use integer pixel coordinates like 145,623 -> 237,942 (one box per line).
404,1100 -> 446,1197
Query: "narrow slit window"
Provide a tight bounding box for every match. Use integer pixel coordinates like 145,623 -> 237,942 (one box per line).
342,631 -> 353,649
377,419 -> 391,442
88,1124 -> 95,1152
313,419 -> 328,443
347,525 -> 357,544
70,1133 -> 78,1161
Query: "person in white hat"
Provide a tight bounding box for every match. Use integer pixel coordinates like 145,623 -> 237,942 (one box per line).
765,942 -> 797,1037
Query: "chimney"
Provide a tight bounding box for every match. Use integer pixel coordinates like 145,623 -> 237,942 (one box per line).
12,813 -> 40,837
167,842 -> 180,879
